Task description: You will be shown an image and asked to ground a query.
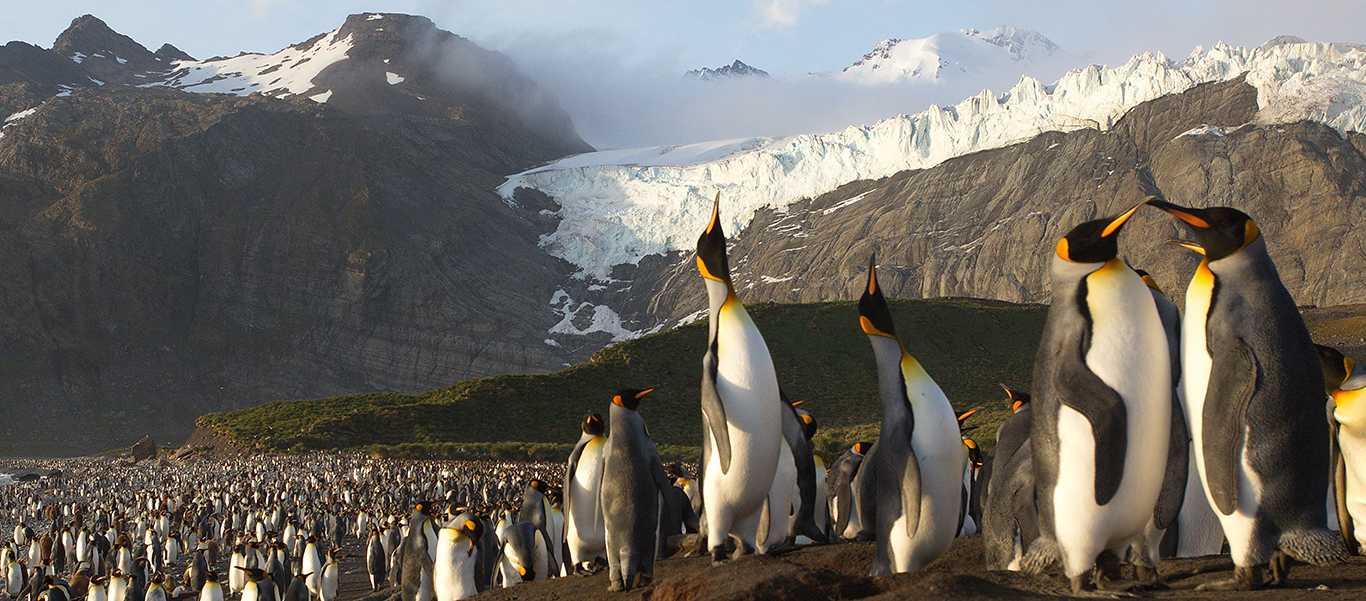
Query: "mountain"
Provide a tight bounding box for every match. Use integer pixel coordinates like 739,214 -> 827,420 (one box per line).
837,26 -> 1062,85
684,59 -> 770,81
0,14 -> 593,455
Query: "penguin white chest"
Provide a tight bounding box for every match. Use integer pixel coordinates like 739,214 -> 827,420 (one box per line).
710,301 -> 782,505
1053,262 -> 1170,567
1336,392 -> 1366,548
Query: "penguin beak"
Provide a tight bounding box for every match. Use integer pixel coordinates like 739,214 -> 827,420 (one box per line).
1147,197 -> 1211,229
695,193 -> 730,284
1100,201 -> 1144,238
858,256 -> 896,338
956,407 -> 980,425
1171,240 -> 1206,256
789,399 -> 805,407
634,388 -> 656,400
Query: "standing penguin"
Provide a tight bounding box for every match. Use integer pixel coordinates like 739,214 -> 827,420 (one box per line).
516,481 -> 558,573
319,549 -> 339,601
398,502 -> 436,601
1150,199 -> 1348,588
981,385 -> 1038,571
1021,204 -> 1172,594
433,518 -> 482,601
955,409 -> 984,537
197,573 -> 223,601
600,388 -> 671,591
828,442 -> 872,541
1128,269 -> 1195,572
694,194 -> 783,563
563,414 -> 607,574
857,258 -> 967,575
365,528 -> 387,590
1327,349 -> 1366,553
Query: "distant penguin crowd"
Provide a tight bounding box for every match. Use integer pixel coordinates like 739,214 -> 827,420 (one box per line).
3,193 -> 1366,599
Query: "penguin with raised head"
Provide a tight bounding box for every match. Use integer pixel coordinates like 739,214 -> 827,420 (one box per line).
1324,345 -> 1366,553
1149,199 -> 1348,588
601,387 -> 672,591
981,385 -> 1038,571
563,414 -> 607,574
857,258 -> 967,575
694,194 -> 783,563
1021,204 -> 1172,594
829,442 -> 872,541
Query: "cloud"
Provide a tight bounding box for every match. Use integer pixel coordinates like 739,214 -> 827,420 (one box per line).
755,0 -> 830,30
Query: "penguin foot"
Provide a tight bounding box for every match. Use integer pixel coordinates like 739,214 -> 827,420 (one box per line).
1131,565 -> 1166,590
709,546 -> 726,566
1266,551 -> 1292,587
1194,565 -> 1262,591
607,579 -> 625,592
730,542 -> 754,561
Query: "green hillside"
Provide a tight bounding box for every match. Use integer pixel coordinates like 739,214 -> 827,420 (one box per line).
197,299 -> 1048,459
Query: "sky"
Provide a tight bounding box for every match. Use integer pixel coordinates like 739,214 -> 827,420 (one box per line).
4,1 -> 1365,147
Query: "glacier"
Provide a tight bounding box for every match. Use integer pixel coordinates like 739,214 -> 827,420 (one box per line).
500,39 -> 1366,278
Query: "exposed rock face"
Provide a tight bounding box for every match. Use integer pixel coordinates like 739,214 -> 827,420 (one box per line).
51,15 -> 170,84
0,16 -> 593,455
129,435 -> 156,462
627,77 -> 1366,323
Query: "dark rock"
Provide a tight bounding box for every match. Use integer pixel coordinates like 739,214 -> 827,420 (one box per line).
52,15 -> 167,84
130,435 -> 156,462
155,44 -> 193,62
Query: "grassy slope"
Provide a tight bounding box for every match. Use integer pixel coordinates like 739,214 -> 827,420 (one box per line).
198,298 -> 1047,457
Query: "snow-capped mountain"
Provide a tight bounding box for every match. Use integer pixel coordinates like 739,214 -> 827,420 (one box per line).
500,38 -> 1366,279
685,59 -> 770,81
838,26 -> 1062,85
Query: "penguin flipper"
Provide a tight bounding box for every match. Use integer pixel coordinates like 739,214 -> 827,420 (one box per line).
1328,398 -> 1355,553
1202,336 -> 1259,516
900,452 -> 922,540
700,349 -> 732,474
853,446 -> 879,539
1059,355 -> 1128,506
563,438 -> 588,526
1152,397 -> 1190,530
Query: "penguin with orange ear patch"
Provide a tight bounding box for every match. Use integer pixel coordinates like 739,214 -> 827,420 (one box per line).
1021,203 -> 1172,594
1149,199 -> 1348,589
981,384 -> 1039,571
956,408 -> 984,537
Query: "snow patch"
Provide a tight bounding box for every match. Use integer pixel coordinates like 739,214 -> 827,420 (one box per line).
69,52 -> 86,64
366,14 -> 384,20
822,191 -> 872,215
4,108 -> 37,123
309,90 -> 333,103
502,39 -> 1366,278
386,72 -> 404,85
760,275 -> 795,284
155,27 -> 355,98
1176,123 -> 1248,139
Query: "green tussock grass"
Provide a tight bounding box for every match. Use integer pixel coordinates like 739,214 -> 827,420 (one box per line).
198,298 -> 1048,456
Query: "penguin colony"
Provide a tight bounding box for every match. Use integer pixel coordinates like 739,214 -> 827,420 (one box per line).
2,195 -> 1365,598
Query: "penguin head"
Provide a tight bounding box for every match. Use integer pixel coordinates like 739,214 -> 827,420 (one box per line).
1317,344 -> 1354,392
1147,198 -> 1260,261
955,407 -> 980,428
851,442 -> 872,456
961,437 -> 983,468
695,193 -> 731,285
999,384 -> 1031,413
580,414 -> 605,436
1054,203 -> 1142,264
611,388 -> 656,411
797,411 -> 817,440
459,518 -> 483,544
857,256 -> 896,339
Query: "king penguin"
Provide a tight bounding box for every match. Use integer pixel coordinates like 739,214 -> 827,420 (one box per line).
955,408 -> 983,538
1324,345 -> 1366,554
600,388 -> 672,591
1149,198 -> 1348,589
695,193 -> 783,563
857,258 -> 966,575
1127,268 -> 1195,574
563,414 -> 608,573
828,442 -> 872,541
433,517 -> 482,601
981,385 -> 1039,571
1021,204 -> 1172,594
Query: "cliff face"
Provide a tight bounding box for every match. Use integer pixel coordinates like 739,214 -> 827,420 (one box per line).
628,77 -> 1366,324
0,15 -> 592,455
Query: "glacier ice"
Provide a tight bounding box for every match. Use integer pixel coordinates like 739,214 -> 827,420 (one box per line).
501,39 -> 1366,278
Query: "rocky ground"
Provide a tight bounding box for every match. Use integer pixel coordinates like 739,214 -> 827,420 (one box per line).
333,536 -> 1366,601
